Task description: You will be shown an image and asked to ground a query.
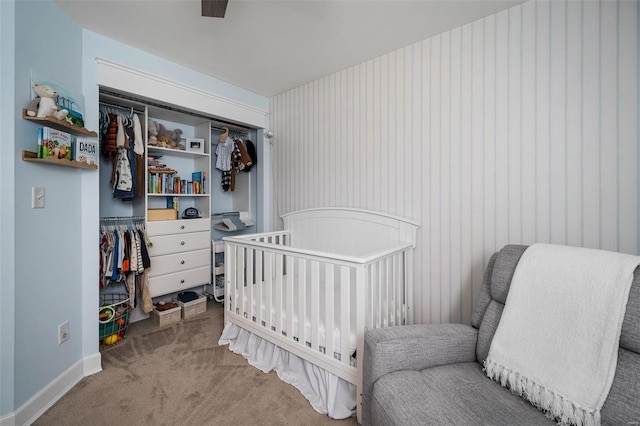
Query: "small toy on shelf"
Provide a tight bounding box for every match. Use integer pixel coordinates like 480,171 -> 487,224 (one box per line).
147,118 -> 159,146
157,123 -> 183,149
26,83 -> 68,120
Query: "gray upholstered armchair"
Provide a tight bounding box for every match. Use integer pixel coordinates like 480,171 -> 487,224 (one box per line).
362,245 -> 640,425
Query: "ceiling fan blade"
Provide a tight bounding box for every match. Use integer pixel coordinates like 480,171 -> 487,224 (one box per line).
202,0 -> 228,18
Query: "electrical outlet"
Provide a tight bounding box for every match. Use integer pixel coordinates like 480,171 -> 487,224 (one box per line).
58,321 -> 69,345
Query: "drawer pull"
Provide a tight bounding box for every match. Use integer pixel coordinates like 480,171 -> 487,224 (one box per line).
180,225 -> 185,230
181,260 -> 185,264
180,279 -> 185,283
180,241 -> 185,246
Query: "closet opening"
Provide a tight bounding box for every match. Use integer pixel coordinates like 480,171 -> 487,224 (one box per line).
97,88 -> 260,340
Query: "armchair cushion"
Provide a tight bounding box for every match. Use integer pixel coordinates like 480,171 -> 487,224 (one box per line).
362,324 -> 477,425
370,363 -> 553,426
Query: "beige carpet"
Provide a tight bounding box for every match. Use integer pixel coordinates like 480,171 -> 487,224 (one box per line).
35,301 -> 358,425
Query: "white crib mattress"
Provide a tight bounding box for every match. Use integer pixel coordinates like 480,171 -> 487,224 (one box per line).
218,322 -> 357,420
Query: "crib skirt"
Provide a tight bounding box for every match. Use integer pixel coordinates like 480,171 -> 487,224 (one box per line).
219,322 -> 356,419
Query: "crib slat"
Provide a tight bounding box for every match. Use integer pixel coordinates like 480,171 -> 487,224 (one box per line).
355,265 -> 367,426
389,254 -> 395,326
256,249 -> 263,325
298,257 -> 306,348
227,244 -> 236,315
311,260 -> 319,352
340,266 -> 350,365
382,258 -> 388,327
367,263 -> 374,330
265,251 -> 273,330
392,255 -> 398,323
275,254 -> 283,334
405,250 -> 413,325
237,247 -> 245,319
286,255 -> 294,341
325,263 -> 335,360
247,247 -> 254,320
372,262 -> 380,329
376,260 -> 386,327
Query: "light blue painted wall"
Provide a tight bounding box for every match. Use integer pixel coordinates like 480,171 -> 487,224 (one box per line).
13,0 -> 85,408
0,0 -> 16,418
3,0 -> 271,416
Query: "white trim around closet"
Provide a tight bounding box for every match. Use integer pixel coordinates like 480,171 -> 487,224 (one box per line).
95,58 -> 268,129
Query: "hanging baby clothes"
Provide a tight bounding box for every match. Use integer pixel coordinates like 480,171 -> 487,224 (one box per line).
133,114 -> 145,198
228,142 -> 243,192
102,114 -> 118,159
113,139 -> 133,195
99,221 -> 153,312
99,105 -> 144,202
235,138 -> 252,169
243,140 -> 257,172
215,133 -> 235,191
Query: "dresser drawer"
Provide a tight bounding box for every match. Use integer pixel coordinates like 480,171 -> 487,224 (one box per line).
148,249 -> 211,278
147,218 -> 210,237
148,265 -> 210,298
147,231 -> 210,257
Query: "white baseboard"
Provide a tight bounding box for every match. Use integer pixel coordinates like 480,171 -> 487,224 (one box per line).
1,353 -> 101,426
0,413 -> 15,426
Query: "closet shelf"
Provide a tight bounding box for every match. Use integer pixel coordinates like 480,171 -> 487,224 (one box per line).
21,150 -> 98,170
22,109 -> 98,137
148,146 -> 209,158
147,193 -> 208,197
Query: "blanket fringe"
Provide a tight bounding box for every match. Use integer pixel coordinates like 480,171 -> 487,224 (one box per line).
484,359 -> 601,426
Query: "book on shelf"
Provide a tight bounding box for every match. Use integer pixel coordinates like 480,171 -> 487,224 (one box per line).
73,137 -> 97,165
191,171 -> 207,194
203,171 -> 207,194
37,127 -> 43,158
39,126 -> 72,160
166,196 -> 179,212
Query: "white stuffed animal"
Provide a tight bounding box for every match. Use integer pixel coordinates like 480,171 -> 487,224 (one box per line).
147,118 -> 159,145
26,83 -> 68,120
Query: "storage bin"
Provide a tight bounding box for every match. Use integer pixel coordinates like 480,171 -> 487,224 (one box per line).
151,305 -> 182,326
99,293 -> 132,347
148,208 -> 178,221
178,296 -> 207,319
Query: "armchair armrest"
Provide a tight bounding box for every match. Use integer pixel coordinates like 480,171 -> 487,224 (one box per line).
362,324 -> 478,425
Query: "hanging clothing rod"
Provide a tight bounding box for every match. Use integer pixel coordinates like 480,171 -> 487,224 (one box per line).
100,216 -> 145,223
99,101 -> 144,115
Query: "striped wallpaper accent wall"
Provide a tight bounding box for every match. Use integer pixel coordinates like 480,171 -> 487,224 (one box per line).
269,0 -> 639,325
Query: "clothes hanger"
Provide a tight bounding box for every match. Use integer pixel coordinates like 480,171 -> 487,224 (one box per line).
220,127 -> 229,142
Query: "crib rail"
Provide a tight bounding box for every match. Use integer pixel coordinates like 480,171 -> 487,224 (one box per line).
222,234 -> 414,386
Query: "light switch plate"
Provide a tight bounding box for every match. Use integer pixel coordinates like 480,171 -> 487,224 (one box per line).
32,187 -> 45,209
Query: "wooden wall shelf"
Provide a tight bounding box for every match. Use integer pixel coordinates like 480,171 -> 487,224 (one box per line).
22,109 -> 98,137
22,150 -> 98,170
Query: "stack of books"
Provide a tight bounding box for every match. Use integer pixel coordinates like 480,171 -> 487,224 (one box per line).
147,156 -> 207,195
148,155 -> 179,194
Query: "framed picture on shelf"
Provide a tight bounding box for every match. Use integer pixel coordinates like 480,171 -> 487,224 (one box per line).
185,138 -> 205,154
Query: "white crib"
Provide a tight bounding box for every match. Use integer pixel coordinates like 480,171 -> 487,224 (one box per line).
218,208 -> 419,422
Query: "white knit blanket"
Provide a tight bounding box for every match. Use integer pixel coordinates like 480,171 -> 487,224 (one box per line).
485,243 -> 640,426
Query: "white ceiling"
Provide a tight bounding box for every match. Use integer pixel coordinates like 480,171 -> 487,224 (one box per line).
54,0 -> 524,98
